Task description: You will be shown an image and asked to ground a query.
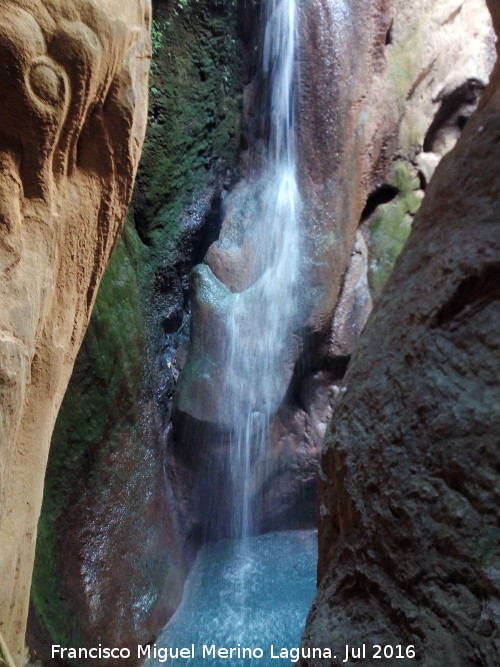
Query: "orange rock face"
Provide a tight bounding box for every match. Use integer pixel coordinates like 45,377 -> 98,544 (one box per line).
0,1 -> 150,662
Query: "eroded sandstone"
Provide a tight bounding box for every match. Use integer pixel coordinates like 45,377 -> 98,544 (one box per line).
0,1 -> 150,662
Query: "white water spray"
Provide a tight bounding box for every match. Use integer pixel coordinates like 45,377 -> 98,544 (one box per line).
226,0 -> 301,537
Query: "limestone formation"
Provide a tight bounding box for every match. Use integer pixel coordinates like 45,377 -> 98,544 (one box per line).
301,0 -> 500,663
0,1 -> 150,662
174,0 -> 495,536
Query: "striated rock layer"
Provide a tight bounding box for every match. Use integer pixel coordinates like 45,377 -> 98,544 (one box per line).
301,1 -> 500,664
0,1 -> 150,663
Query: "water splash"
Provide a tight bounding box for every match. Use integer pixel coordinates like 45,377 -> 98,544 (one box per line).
225,0 -> 301,537
146,531 -> 317,667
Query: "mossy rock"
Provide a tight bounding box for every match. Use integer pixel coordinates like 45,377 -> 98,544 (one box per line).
367,162 -> 423,299
30,215 -> 146,652
30,0 -> 243,661
134,0 -> 242,248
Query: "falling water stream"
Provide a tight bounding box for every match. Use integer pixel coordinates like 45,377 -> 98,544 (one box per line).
226,0 -> 301,538
227,0 -> 300,537
149,1 -> 315,663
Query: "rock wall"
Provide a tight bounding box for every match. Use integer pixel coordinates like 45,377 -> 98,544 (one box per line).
174,0 -> 495,535
23,0 -> 497,661
0,1 -> 151,664
28,1 -> 244,663
301,0 -> 500,663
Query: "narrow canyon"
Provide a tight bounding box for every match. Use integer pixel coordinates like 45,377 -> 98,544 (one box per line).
0,1 -> 498,666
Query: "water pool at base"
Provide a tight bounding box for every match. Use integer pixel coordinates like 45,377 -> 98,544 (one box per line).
146,530 -> 317,666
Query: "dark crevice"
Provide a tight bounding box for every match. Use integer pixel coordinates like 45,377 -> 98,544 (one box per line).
361,184 -> 400,222
284,327 -> 351,412
385,21 -> 393,46
191,190 -> 224,265
433,264 -> 500,327
423,78 -> 485,152
134,208 -> 154,247
417,169 -> 427,191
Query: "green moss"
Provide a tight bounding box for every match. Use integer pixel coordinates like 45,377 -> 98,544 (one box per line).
387,26 -> 423,112
391,161 -> 420,193
386,0 -> 440,112
136,0 -> 241,251
368,162 -> 423,298
31,215 -> 145,650
31,1 -> 243,658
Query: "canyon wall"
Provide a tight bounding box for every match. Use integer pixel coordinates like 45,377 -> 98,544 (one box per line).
0,1 -> 151,664
301,0 -> 500,664
174,0 -> 495,535
28,1 -> 244,663
25,0 -> 497,662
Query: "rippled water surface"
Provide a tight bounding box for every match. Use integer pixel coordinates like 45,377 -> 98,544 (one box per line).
146,530 -> 317,666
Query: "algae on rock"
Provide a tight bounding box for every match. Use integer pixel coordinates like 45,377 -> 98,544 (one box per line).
366,163 -> 423,299
28,0 -> 243,661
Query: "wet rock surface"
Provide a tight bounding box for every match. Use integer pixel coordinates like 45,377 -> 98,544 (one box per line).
175,0 -> 495,537
300,1 -> 500,662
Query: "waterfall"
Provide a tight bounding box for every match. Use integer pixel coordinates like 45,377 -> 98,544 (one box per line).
226,0 -> 301,538
148,3 -> 316,662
